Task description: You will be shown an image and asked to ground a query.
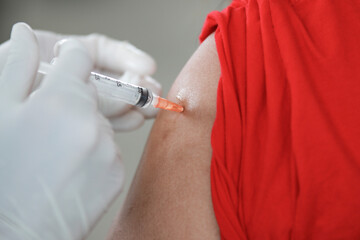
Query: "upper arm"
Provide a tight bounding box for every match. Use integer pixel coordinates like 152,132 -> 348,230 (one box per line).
108,33 -> 221,240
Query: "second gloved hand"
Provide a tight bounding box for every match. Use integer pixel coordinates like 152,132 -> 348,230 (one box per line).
0,26 -> 162,132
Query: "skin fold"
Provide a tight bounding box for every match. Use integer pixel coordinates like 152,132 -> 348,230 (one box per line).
107,33 -> 221,240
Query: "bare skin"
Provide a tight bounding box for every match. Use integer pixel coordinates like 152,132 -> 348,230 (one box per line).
107,33 -> 221,240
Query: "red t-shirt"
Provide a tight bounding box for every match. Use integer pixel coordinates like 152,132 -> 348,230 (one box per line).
200,0 -> 360,239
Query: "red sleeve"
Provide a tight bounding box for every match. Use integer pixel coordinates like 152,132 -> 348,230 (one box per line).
200,1 -> 249,239
200,0 -> 360,239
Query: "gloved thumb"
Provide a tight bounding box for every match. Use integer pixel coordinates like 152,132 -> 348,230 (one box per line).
0,22 -> 40,106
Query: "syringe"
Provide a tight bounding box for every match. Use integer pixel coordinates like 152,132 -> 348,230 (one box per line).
38,62 -> 184,113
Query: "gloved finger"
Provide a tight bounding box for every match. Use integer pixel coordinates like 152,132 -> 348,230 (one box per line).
44,39 -> 92,84
0,41 -> 10,73
34,30 -> 65,62
0,30 -> 62,74
0,22 -> 39,106
78,113 -> 124,223
54,34 -> 156,76
109,109 -> 145,132
38,39 -> 95,103
133,102 -> 159,119
97,93 -> 132,118
132,75 -> 162,119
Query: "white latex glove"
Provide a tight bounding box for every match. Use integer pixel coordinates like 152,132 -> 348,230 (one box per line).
0,27 -> 162,132
0,23 -> 124,240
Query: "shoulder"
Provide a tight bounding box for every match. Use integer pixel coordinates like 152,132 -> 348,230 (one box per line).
108,33 -> 221,239
167,32 -> 220,121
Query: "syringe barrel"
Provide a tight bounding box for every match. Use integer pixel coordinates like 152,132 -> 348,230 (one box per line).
90,72 -> 151,107
38,62 -> 153,108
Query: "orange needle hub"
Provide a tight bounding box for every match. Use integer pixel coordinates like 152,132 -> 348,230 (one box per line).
154,97 -> 184,113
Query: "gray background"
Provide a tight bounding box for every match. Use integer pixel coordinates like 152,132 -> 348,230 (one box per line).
0,0 -> 229,239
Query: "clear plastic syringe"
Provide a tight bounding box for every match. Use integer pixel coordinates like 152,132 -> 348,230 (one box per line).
38,62 -> 184,113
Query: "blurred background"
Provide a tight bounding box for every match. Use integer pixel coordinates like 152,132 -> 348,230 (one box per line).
0,0 -> 229,239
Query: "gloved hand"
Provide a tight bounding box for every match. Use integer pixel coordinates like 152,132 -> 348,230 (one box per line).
0,25 -> 162,132
0,23 -> 124,240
